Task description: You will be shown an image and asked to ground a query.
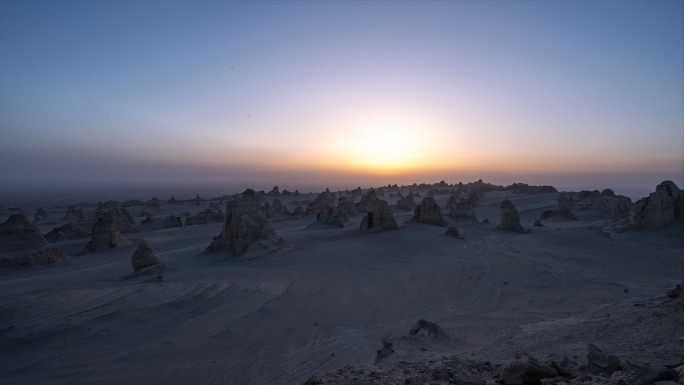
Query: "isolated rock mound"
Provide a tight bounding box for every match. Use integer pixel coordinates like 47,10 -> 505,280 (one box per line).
408,319 -> 449,339
270,199 -> 290,216
496,199 -> 525,232
360,199 -> 398,231
0,213 -> 65,267
307,189 -> 336,215
207,189 -> 284,257
630,180 -> 683,230
314,205 -> 347,227
336,197 -> 354,216
444,226 -> 463,238
413,197 -> 448,226
131,240 -> 165,273
356,188 -> 378,212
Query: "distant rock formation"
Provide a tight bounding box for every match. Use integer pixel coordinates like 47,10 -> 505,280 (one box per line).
506,183 -> 557,194
141,215 -> 183,231
395,193 -> 416,211
33,207 -> 50,223
144,197 -> 161,211
0,213 -> 65,267
207,189 -> 284,257
573,189 -> 632,220
270,199 -> 291,216
630,181 -> 683,230
496,200 -> 525,232
356,189 -> 378,213
86,210 -> 130,251
167,196 -> 178,204
360,199 -> 398,231
314,206 -> 348,227
266,186 -> 280,196
131,240 -> 165,273
337,197 -> 355,216
45,222 -> 90,242
307,189 -> 336,215
184,208 -> 224,226
63,207 -> 84,222
413,197 -> 448,226
540,194 -> 577,220
291,206 -> 305,216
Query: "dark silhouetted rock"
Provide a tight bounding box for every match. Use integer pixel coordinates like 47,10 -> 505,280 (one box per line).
267,186 -> 280,196
360,199 -> 398,231
307,189 -> 336,215
413,197 -> 448,226
207,189 -> 284,257
271,199 -> 290,216
374,338 -> 395,363
499,356 -> 558,385
395,193 -> 416,211
356,189 -> 378,213
337,197 -> 354,216
131,240 -> 164,273
314,206 -> 347,227
141,215 -> 183,231
557,194 -> 578,220
167,196 -> 178,204
665,281 -> 683,299
583,344 -> 620,376
533,218 -> 543,227
44,222 -> 89,242
630,181 -> 682,230
63,207 -> 84,222
86,209 -> 125,251
0,213 -> 66,267
633,364 -> 678,385
291,206 -> 305,216
445,226 -> 463,238
408,319 -> 449,339
33,207 -> 50,223
185,209 -> 224,226
496,200 -> 525,232
144,197 -> 161,211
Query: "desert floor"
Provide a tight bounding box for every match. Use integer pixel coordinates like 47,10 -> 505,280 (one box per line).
1,189 -> 682,385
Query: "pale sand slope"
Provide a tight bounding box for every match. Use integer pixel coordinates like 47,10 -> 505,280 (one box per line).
0,190 -> 682,385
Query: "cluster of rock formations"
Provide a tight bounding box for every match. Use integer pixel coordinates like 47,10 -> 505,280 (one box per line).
207,189 -> 284,257
141,214 -> 183,231
0,213 -> 65,267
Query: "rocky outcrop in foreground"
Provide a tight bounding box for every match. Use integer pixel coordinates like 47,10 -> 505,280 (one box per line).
306,344 -> 683,385
207,189 -> 284,257
45,222 -> 90,242
0,213 -> 65,267
497,199 -> 525,232
630,181 -> 683,230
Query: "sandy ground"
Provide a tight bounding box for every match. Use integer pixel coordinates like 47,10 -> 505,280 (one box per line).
0,189 -> 682,385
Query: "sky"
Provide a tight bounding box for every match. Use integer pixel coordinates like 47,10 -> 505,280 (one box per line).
1,0 -> 683,195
